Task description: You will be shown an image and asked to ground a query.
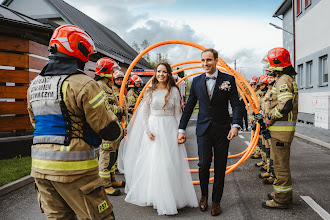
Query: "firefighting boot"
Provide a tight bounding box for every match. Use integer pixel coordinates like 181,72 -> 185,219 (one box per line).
115,168 -> 124,175
111,172 -> 126,188
260,163 -> 269,172
258,172 -> 271,179
251,147 -> 261,159
263,176 -> 276,185
255,161 -> 265,167
104,186 -> 121,196
262,199 -> 289,209
267,192 -> 275,200
251,153 -> 261,159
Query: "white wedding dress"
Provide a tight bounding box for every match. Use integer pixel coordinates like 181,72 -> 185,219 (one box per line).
118,87 -> 198,215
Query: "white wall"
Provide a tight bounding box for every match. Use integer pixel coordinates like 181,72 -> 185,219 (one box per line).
296,0 -> 330,60
299,92 -> 330,114
6,0 -> 57,17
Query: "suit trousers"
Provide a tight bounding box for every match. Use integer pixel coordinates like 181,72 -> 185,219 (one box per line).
197,124 -> 230,203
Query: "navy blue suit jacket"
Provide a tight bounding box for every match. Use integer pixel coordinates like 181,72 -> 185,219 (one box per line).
179,70 -> 241,136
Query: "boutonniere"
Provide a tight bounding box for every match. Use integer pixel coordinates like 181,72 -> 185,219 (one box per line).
219,81 -> 231,91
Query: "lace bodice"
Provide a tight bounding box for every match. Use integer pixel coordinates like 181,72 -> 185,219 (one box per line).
142,87 -> 182,131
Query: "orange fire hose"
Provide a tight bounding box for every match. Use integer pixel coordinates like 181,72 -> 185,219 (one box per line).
117,40 -> 261,185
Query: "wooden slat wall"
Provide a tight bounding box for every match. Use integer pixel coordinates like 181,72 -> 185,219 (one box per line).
0,35 -> 47,132
0,116 -> 32,131
0,101 -> 28,115
0,70 -> 29,83
0,35 -> 110,134
0,52 -> 29,69
0,35 -> 29,52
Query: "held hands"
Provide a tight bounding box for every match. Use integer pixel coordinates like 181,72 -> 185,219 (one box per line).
177,132 -> 186,144
227,127 -> 239,140
147,131 -> 155,141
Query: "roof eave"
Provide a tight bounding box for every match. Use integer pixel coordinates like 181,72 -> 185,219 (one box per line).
273,0 -> 292,17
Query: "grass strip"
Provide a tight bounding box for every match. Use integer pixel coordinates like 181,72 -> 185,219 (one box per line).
0,156 -> 31,186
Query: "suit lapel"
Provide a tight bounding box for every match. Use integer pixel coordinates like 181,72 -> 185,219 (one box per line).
210,71 -> 223,100
201,73 -> 209,100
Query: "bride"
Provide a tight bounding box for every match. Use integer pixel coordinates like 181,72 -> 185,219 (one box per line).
118,62 -> 198,215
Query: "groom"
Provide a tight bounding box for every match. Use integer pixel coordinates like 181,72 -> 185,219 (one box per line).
178,49 -> 241,216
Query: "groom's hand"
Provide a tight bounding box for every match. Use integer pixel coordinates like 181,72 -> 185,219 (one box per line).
227,127 -> 239,140
177,132 -> 186,144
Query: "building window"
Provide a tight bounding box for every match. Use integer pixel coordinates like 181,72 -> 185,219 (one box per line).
319,55 -> 328,85
305,0 -> 311,8
296,0 -> 302,16
306,61 -> 313,87
297,64 -> 304,88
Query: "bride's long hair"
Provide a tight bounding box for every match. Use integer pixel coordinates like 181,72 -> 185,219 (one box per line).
146,62 -> 180,110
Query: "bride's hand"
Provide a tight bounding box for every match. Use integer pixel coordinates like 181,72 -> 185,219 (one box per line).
147,131 -> 155,141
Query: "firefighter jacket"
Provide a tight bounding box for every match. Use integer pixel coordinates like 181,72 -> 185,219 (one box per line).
126,89 -> 139,109
27,73 -> 124,183
249,88 -> 260,121
97,78 -> 124,116
263,85 -> 273,118
258,89 -> 267,111
112,85 -> 129,126
260,87 -> 269,114
266,74 -> 298,143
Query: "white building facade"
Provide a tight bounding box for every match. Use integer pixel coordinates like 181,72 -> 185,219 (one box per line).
274,0 -> 330,129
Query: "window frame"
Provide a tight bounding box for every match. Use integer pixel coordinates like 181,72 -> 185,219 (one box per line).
296,0 -> 302,16
319,55 -> 328,86
305,0 -> 311,9
306,61 -> 313,88
297,64 -> 304,89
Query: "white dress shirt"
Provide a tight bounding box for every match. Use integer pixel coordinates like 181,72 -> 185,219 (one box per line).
206,70 -> 218,98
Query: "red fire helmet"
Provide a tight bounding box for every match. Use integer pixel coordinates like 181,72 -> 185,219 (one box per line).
128,75 -> 143,88
267,47 -> 292,70
95,58 -> 120,77
49,25 -> 96,63
257,75 -> 269,85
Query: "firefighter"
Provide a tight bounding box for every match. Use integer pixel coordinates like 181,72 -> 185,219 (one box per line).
262,70 -> 279,185
262,47 -> 298,209
250,76 -> 262,159
27,25 -> 123,219
127,75 -> 143,110
255,76 -> 269,176
110,70 -> 129,186
94,57 -> 125,196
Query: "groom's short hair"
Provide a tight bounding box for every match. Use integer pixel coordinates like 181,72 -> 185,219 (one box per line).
202,48 -> 218,59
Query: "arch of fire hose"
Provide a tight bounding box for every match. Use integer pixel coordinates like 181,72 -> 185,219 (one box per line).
169,59 -> 261,115
117,40 -> 261,185
172,65 -> 227,75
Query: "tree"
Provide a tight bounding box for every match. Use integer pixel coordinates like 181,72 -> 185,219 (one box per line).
140,39 -> 150,63
131,40 -> 169,68
131,41 -> 140,54
155,53 -> 169,64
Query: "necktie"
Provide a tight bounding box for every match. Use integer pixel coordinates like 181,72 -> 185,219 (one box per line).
206,76 -> 216,81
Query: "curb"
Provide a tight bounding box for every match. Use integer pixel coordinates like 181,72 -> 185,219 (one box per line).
295,132 -> 330,150
0,175 -> 34,197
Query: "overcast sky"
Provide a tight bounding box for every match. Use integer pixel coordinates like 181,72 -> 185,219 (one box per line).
65,0 -> 284,79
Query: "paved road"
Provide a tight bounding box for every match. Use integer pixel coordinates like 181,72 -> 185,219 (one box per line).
1,117 -> 330,220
